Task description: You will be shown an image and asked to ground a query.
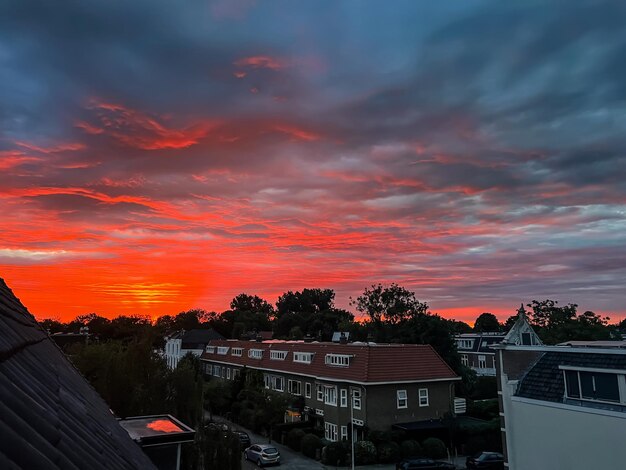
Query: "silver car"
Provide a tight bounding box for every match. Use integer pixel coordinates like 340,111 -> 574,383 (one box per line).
244,444 -> 281,467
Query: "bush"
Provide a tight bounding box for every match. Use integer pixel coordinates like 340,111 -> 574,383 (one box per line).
422,438 -> 447,459
377,441 -> 400,463
354,440 -> 377,465
366,429 -> 391,446
287,428 -> 306,451
301,433 -> 323,459
400,440 -> 423,458
464,435 -> 488,456
322,441 -> 349,466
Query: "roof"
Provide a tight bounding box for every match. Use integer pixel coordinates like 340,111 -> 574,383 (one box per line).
516,351 -> 626,403
455,333 -> 506,353
557,341 -> 626,349
201,339 -> 458,384
180,328 -> 224,348
0,278 -> 156,470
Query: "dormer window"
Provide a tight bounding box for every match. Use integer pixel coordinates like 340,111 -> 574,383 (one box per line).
561,366 -> 624,404
457,339 -> 474,349
205,345 -> 215,354
325,354 -> 352,367
231,347 -> 243,357
270,350 -> 288,360
293,352 -> 314,364
248,349 -> 263,359
217,347 -> 229,355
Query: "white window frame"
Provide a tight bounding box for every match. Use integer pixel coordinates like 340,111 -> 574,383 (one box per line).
419,388 -> 429,407
325,354 -> 351,367
340,425 -> 348,441
288,379 -> 302,395
270,350 -> 288,361
213,365 -> 221,377
324,422 -> 338,442
248,349 -> 263,359
397,389 -> 408,409
264,374 -> 271,389
340,389 -> 348,407
217,346 -> 229,355
271,375 -> 284,392
324,385 -> 337,406
293,352 -> 314,364
231,347 -> 243,357
226,368 -> 231,380
316,384 -> 324,402
457,339 -> 474,349
305,382 -> 312,398
561,367 -> 625,405
205,345 -> 215,354
478,355 -> 487,369
352,389 -> 361,410
461,354 -> 468,366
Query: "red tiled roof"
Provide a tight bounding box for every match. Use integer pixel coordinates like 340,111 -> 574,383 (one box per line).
201,340 -> 458,384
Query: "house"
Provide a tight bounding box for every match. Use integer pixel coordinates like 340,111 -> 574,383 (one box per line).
0,277 -> 157,469
200,339 -> 460,441
164,328 -> 224,369
495,305 -> 626,469
455,332 -> 506,376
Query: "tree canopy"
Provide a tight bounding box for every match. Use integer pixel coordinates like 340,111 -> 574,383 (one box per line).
473,313 -> 501,332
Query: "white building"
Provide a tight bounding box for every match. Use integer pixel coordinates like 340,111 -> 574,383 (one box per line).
164,329 -> 224,369
495,305 -> 626,469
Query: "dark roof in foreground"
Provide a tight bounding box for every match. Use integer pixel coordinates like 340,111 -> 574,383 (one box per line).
0,278 -> 156,470
517,350 -> 626,403
202,339 -> 459,384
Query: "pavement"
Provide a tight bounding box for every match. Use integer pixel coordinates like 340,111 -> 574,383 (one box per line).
206,412 -> 467,469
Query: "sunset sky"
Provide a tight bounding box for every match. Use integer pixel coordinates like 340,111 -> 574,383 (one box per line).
1,0 -> 625,323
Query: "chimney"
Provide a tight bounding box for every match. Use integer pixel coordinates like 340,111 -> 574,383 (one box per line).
339,332 -> 348,344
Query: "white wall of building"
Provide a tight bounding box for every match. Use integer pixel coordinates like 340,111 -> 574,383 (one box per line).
505,396 -> 626,470
164,337 -> 182,369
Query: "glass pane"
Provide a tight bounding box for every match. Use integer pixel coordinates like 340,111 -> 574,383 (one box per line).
565,370 -> 580,398
580,372 -> 594,399
594,373 -> 619,402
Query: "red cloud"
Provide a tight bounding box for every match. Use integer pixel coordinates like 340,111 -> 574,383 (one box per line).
78,101 -> 217,150
0,150 -> 41,169
234,55 -> 288,70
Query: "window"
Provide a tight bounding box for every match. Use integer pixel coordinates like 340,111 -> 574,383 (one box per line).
305,382 -> 312,398
419,388 -> 429,407
457,339 -> 473,349
293,352 -> 314,364
248,349 -> 263,359
340,426 -> 348,441
288,380 -> 302,395
264,374 -> 271,389
205,345 -> 215,354
226,368 -> 231,380
231,347 -> 243,357
563,369 -> 621,403
217,346 -> 229,355
271,376 -> 284,392
270,350 -> 288,360
324,422 -> 338,442
340,389 -> 348,407
352,389 -> 361,410
478,355 -> 487,369
461,354 -> 468,366
207,364 -> 213,375
233,368 -> 240,379
316,384 -> 324,402
397,389 -> 408,409
325,354 -> 351,367
324,386 -> 337,406
213,365 -> 221,377
221,367 -> 226,378
521,332 -> 532,345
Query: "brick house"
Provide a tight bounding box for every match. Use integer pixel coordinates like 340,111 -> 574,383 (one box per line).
200,339 -> 459,441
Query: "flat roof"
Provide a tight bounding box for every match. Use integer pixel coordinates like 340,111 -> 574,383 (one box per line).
119,415 -> 195,446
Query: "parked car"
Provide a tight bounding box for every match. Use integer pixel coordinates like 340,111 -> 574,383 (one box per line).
396,458 -> 456,470
244,444 -> 281,467
233,430 -> 251,449
465,451 -> 504,469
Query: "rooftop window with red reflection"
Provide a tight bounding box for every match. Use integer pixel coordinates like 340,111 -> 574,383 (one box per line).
119,415 -> 194,442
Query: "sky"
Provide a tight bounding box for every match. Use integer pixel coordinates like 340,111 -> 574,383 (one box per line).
1,0 -> 625,323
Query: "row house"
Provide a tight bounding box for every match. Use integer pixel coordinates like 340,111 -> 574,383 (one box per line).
495,306 -> 625,469
455,332 -> 506,376
200,339 -> 459,441
164,329 -> 224,369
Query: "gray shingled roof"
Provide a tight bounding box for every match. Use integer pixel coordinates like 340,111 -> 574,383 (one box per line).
181,328 -> 223,349
516,351 -> 626,402
0,278 -> 156,469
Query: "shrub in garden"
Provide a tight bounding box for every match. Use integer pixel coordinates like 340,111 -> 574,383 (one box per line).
377,441 -> 400,463
400,440 -> 423,458
322,441 -> 349,466
422,437 -> 447,459
301,433 -> 323,459
354,440 -> 377,465
287,428 -> 306,451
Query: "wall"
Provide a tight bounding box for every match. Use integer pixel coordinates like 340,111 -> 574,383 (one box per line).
506,397 -> 626,470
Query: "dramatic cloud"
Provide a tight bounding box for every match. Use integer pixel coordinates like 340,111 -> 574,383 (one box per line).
0,0 -> 625,322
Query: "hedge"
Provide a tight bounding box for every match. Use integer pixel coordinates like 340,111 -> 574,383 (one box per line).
301,433 -> 323,459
